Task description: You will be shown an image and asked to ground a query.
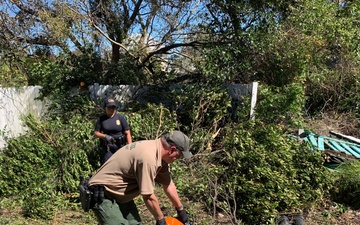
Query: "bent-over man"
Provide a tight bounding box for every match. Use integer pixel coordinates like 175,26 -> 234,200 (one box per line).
88,130 -> 192,225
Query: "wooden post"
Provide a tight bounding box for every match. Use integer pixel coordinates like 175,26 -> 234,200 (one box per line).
250,82 -> 258,120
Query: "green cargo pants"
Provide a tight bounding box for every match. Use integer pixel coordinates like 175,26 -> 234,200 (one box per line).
92,199 -> 142,225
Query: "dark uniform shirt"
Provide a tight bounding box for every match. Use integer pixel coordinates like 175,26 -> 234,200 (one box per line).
95,113 -> 130,139
95,113 -> 131,162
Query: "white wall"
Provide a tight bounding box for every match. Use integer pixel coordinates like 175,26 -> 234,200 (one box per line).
0,86 -> 46,149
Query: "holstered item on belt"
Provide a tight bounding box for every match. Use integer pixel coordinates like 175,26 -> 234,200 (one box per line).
89,184 -> 104,204
78,175 -> 92,212
115,135 -> 127,148
78,175 -> 105,212
104,135 -> 126,154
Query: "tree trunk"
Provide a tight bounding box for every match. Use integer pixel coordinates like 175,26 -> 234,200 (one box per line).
112,43 -> 120,62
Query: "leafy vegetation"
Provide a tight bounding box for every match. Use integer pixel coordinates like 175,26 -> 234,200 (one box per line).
1,0 -> 360,224
331,161 -> 360,210
0,111 -> 95,219
171,121 -> 333,224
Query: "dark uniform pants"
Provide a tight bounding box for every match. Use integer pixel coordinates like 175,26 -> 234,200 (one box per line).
101,136 -> 127,164
101,143 -> 121,163
92,199 -> 141,225
102,150 -> 115,164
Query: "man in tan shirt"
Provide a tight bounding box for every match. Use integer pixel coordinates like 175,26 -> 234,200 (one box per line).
88,130 -> 192,225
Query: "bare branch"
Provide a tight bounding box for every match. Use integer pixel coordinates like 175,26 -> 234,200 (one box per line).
140,41 -> 202,66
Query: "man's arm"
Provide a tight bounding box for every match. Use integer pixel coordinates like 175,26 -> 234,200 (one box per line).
142,193 -> 164,220
162,180 -> 183,210
162,181 -> 190,224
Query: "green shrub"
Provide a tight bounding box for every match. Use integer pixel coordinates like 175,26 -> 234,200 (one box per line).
175,121 -> 333,224
124,103 -> 179,140
223,122 -> 332,223
23,179 -> 65,220
331,161 -> 360,210
0,112 -> 95,219
256,82 -> 306,128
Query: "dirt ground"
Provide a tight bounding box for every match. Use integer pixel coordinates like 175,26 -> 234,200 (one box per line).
2,199 -> 360,225
304,112 -> 360,139
304,204 -> 360,225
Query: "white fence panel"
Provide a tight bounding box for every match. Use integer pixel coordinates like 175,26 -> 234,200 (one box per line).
0,86 -> 46,149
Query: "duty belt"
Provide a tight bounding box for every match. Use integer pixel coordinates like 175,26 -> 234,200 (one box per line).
78,175 -> 105,212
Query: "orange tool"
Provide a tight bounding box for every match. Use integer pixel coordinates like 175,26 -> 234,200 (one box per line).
165,217 -> 184,225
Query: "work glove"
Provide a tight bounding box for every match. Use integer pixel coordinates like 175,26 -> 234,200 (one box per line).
155,218 -> 166,225
105,134 -> 115,143
176,209 -> 190,225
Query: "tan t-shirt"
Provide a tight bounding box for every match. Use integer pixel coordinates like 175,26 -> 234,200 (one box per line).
88,139 -> 172,203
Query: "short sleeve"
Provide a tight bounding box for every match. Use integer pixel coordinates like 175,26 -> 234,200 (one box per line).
94,117 -> 101,131
119,115 -> 130,131
136,161 -> 158,195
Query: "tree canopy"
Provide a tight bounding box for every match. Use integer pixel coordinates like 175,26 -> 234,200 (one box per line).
0,0 -> 359,114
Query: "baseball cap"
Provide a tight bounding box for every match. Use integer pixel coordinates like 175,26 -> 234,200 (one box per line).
104,98 -> 117,108
163,130 -> 192,159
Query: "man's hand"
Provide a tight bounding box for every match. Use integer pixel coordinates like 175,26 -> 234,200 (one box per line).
105,135 -> 115,143
177,209 -> 190,224
155,218 -> 166,225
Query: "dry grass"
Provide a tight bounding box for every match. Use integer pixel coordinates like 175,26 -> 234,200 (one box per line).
2,201 -> 360,225
305,112 -> 360,138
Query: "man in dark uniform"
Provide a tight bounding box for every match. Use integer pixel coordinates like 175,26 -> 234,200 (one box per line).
94,97 -> 132,164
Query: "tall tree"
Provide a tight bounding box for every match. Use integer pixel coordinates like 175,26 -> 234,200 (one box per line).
201,0 -> 360,114
0,0 -> 211,84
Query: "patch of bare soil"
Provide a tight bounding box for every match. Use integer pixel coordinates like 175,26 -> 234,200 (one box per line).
305,112 -> 360,138
3,202 -> 360,225
303,200 -> 360,225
